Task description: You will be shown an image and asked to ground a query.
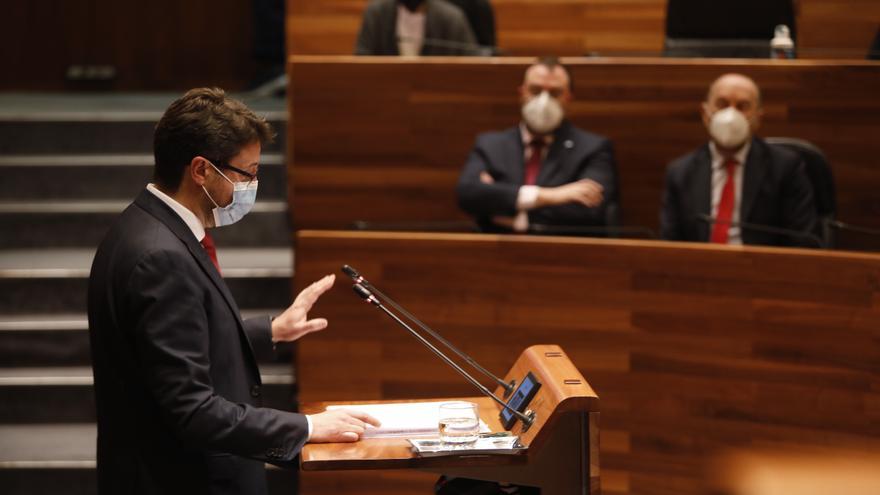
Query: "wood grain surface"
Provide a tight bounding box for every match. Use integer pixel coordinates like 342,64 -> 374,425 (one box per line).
286,0 -> 880,58
287,56 -> 880,251
293,231 -> 880,495
1,0 -> 257,90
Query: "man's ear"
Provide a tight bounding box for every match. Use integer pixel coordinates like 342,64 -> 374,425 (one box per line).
190,156 -> 210,187
752,105 -> 764,133
700,102 -> 712,128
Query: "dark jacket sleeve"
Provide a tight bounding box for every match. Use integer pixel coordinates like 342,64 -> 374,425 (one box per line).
126,249 -> 308,465
456,138 -> 521,218
243,316 -> 275,363
527,139 -> 618,227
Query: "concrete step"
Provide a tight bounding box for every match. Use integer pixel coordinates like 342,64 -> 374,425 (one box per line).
0,310 -> 291,367
0,120 -> 286,155
0,424 -> 298,494
0,365 -> 296,424
0,153 -> 288,201
0,248 -> 294,313
0,202 -> 291,248
0,93 -> 286,155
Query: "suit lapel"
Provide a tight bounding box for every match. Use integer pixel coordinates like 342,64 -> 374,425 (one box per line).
740,139 -> 766,223
692,145 -> 713,241
133,190 -> 260,367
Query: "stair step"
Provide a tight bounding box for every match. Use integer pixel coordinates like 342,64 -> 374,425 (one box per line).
0,365 -> 296,423
0,248 -> 294,313
0,93 -> 286,155
0,310 -> 290,367
0,423 -> 298,494
0,203 -> 291,248
0,153 -> 287,201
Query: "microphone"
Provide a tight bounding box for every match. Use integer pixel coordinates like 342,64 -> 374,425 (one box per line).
395,35 -> 498,56
825,219 -> 880,237
351,282 -> 536,430
342,265 -> 516,398
529,223 -> 657,239
696,214 -> 824,248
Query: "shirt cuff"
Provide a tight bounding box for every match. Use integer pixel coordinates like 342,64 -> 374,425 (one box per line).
516,185 -> 540,211
513,211 -> 529,233
306,415 -> 313,441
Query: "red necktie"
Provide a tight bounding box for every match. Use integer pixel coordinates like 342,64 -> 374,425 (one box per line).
524,139 -> 545,185
711,159 -> 739,244
200,231 -> 221,274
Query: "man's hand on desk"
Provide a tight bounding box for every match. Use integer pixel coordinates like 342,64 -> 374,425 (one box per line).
537,179 -> 603,208
271,274 -> 335,343
308,409 -> 382,443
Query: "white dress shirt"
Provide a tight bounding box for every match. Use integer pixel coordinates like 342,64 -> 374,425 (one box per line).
396,5 -> 426,56
146,183 -> 206,242
709,141 -> 750,245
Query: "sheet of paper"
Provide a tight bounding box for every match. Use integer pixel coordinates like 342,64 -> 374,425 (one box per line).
326,401 -> 491,438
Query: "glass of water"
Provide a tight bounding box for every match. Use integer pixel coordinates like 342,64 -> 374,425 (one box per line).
438,401 -> 479,446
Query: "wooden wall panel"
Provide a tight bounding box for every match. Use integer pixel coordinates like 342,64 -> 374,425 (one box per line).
288,57 -> 880,250
293,231 -> 880,495
799,0 -> 880,58
286,0 -> 880,58
0,0 -> 255,90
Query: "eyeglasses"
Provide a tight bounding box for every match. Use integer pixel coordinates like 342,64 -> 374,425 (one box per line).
211,160 -> 258,186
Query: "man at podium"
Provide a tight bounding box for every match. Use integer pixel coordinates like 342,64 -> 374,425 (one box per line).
88,88 -> 378,495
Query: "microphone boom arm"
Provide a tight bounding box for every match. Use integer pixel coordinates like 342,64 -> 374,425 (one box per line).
343,265 -> 516,397
352,283 -> 536,430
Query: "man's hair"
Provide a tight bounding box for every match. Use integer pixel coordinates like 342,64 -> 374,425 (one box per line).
530,56 -> 574,92
153,87 -> 275,191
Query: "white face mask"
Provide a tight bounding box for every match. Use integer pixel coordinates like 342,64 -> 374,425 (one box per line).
202,162 -> 258,227
521,91 -> 564,135
708,107 -> 751,149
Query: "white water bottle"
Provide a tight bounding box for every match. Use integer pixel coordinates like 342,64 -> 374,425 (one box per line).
770,24 -> 795,59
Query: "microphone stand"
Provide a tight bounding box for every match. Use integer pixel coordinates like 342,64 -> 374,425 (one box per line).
826,219 -> 880,237
352,283 -> 536,429
343,265 -> 516,398
529,223 -> 657,238
349,281 -> 536,431
697,214 -> 825,249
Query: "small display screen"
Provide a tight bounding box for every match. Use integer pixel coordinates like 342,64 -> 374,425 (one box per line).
500,371 -> 541,430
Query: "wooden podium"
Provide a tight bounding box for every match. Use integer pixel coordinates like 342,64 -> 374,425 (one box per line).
300,345 -> 600,494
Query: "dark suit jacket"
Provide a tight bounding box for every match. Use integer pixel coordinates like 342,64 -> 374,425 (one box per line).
660,137 -> 817,247
88,190 -> 308,495
456,121 -> 619,233
355,0 -> 478,55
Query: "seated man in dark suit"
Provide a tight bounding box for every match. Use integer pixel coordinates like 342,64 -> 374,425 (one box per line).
88,88 -> 379,495
456,57 -> 619,234
356,0 -> 478,55
660,73 -> 817,247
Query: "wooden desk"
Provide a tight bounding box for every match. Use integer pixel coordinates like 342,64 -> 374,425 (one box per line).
293,231 -> 880,495
287,56 -> 880,251
301,397 -> 520,471
300,345 -> 600,493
